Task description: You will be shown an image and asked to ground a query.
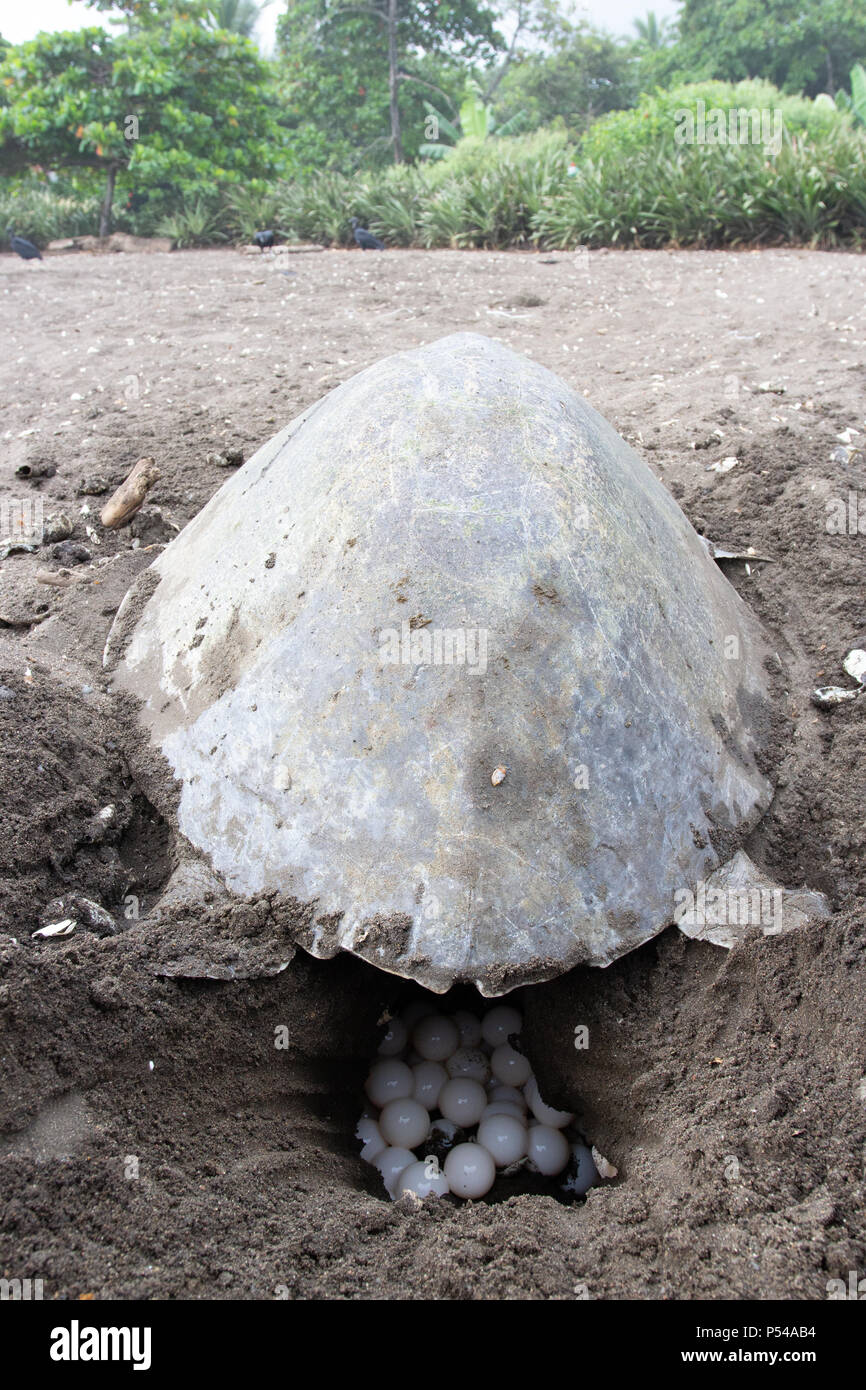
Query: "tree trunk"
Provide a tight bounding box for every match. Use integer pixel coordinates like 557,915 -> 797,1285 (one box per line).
99,164 -> 118,239
483,6 -> 526,106
387,0 -> 403,164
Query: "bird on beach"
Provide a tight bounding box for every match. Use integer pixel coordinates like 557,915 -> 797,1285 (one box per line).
253,229 -> 275,252
350,217 -> 385,251
7,227 -> 42,261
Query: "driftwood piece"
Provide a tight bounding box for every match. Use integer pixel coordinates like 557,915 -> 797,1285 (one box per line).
100,457 -> 160,529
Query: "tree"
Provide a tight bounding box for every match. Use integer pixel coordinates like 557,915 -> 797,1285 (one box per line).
277,0 -> 502,164
494,19 -> 636,136
0,18 -> 286,235
678,0 -> 866,96
206,0 -> 271,38
479,0 -> 559,106
419,78 -> 525,157
633,11 -> 674,50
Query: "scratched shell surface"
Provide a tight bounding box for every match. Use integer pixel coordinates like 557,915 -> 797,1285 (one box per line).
106,333 -> 775,994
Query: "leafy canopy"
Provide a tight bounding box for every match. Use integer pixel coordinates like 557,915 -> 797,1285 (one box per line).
275,0 -> 503,168
678,0 -> 866,97
0,17 -> 287,195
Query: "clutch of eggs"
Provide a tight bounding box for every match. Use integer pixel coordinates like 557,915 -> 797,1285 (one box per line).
358,1000 -> 601,1201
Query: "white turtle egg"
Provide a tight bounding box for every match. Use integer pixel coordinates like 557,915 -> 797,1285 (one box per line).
413,1013 -> 460,1062
438,1077 -> 488,1128
490,1042 -> 532,1087
454,1010 -> 482,1047
374,1146 -> 417,1196
527,1124 -> 570,1176
377,1018 -> 408,1057
477,1113 -> 528,1167
489,1085 -> 527,1109
396,1159 -> 451,1199
444,1142 -> 496,1198
560,1142 -> 599,1197
379,1097 -> 431,1148
355,1116 -> 386,1163
524,1076 -> 574,1128
365,1059 -> 413,1107
481,1005 -> 522,1048
482,1100 -> 527,1123
412,1060 -> 447,1110
401,999 -> 438,1031
446,1047 -> 490,1084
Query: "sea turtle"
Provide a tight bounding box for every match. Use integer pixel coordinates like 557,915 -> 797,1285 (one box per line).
106,332 -> 803,994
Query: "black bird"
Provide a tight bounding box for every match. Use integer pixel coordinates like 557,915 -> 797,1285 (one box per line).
253,229 -> 275,252
7,227 -> 42,261
350,217 -> 385,251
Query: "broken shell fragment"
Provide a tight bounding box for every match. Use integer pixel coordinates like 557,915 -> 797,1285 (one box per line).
39,894 -> 117,936
702,538 -> 774,564
77,474 -> 109,496
206,447 -> 244,469
812,647 -> 866,708
490,765 -> 507,786
42,513 -> 73,544
32,919 -> 76,940
842,648 -> 866,685
812,686 -> 860,709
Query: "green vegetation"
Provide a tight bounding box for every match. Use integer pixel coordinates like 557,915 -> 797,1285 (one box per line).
1,0 -> 865,249
419,80 -> 527,158
676,0 -> 866,99
534,127 -> 866,249
275,0 -> 501,168
581,81 -> 847,161
833,64 -> 866,128
0,13 -> 287,235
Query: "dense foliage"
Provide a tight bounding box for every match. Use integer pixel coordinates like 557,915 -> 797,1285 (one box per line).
1,0 -> 865,247
677,0 -> 866,98
0,16 -> 287,233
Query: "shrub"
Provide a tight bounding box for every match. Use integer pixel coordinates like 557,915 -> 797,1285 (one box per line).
532,127 -> 866,249
0,185 -> 100,244
5,100 -> 866,253
582,81 -> 848,163
156,199 -> 226,248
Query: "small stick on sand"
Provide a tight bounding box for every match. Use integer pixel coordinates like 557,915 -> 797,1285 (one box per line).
100,457 -> 160,528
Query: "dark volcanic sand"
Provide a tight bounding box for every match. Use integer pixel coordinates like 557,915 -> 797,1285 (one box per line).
0,245 -> 864,1300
